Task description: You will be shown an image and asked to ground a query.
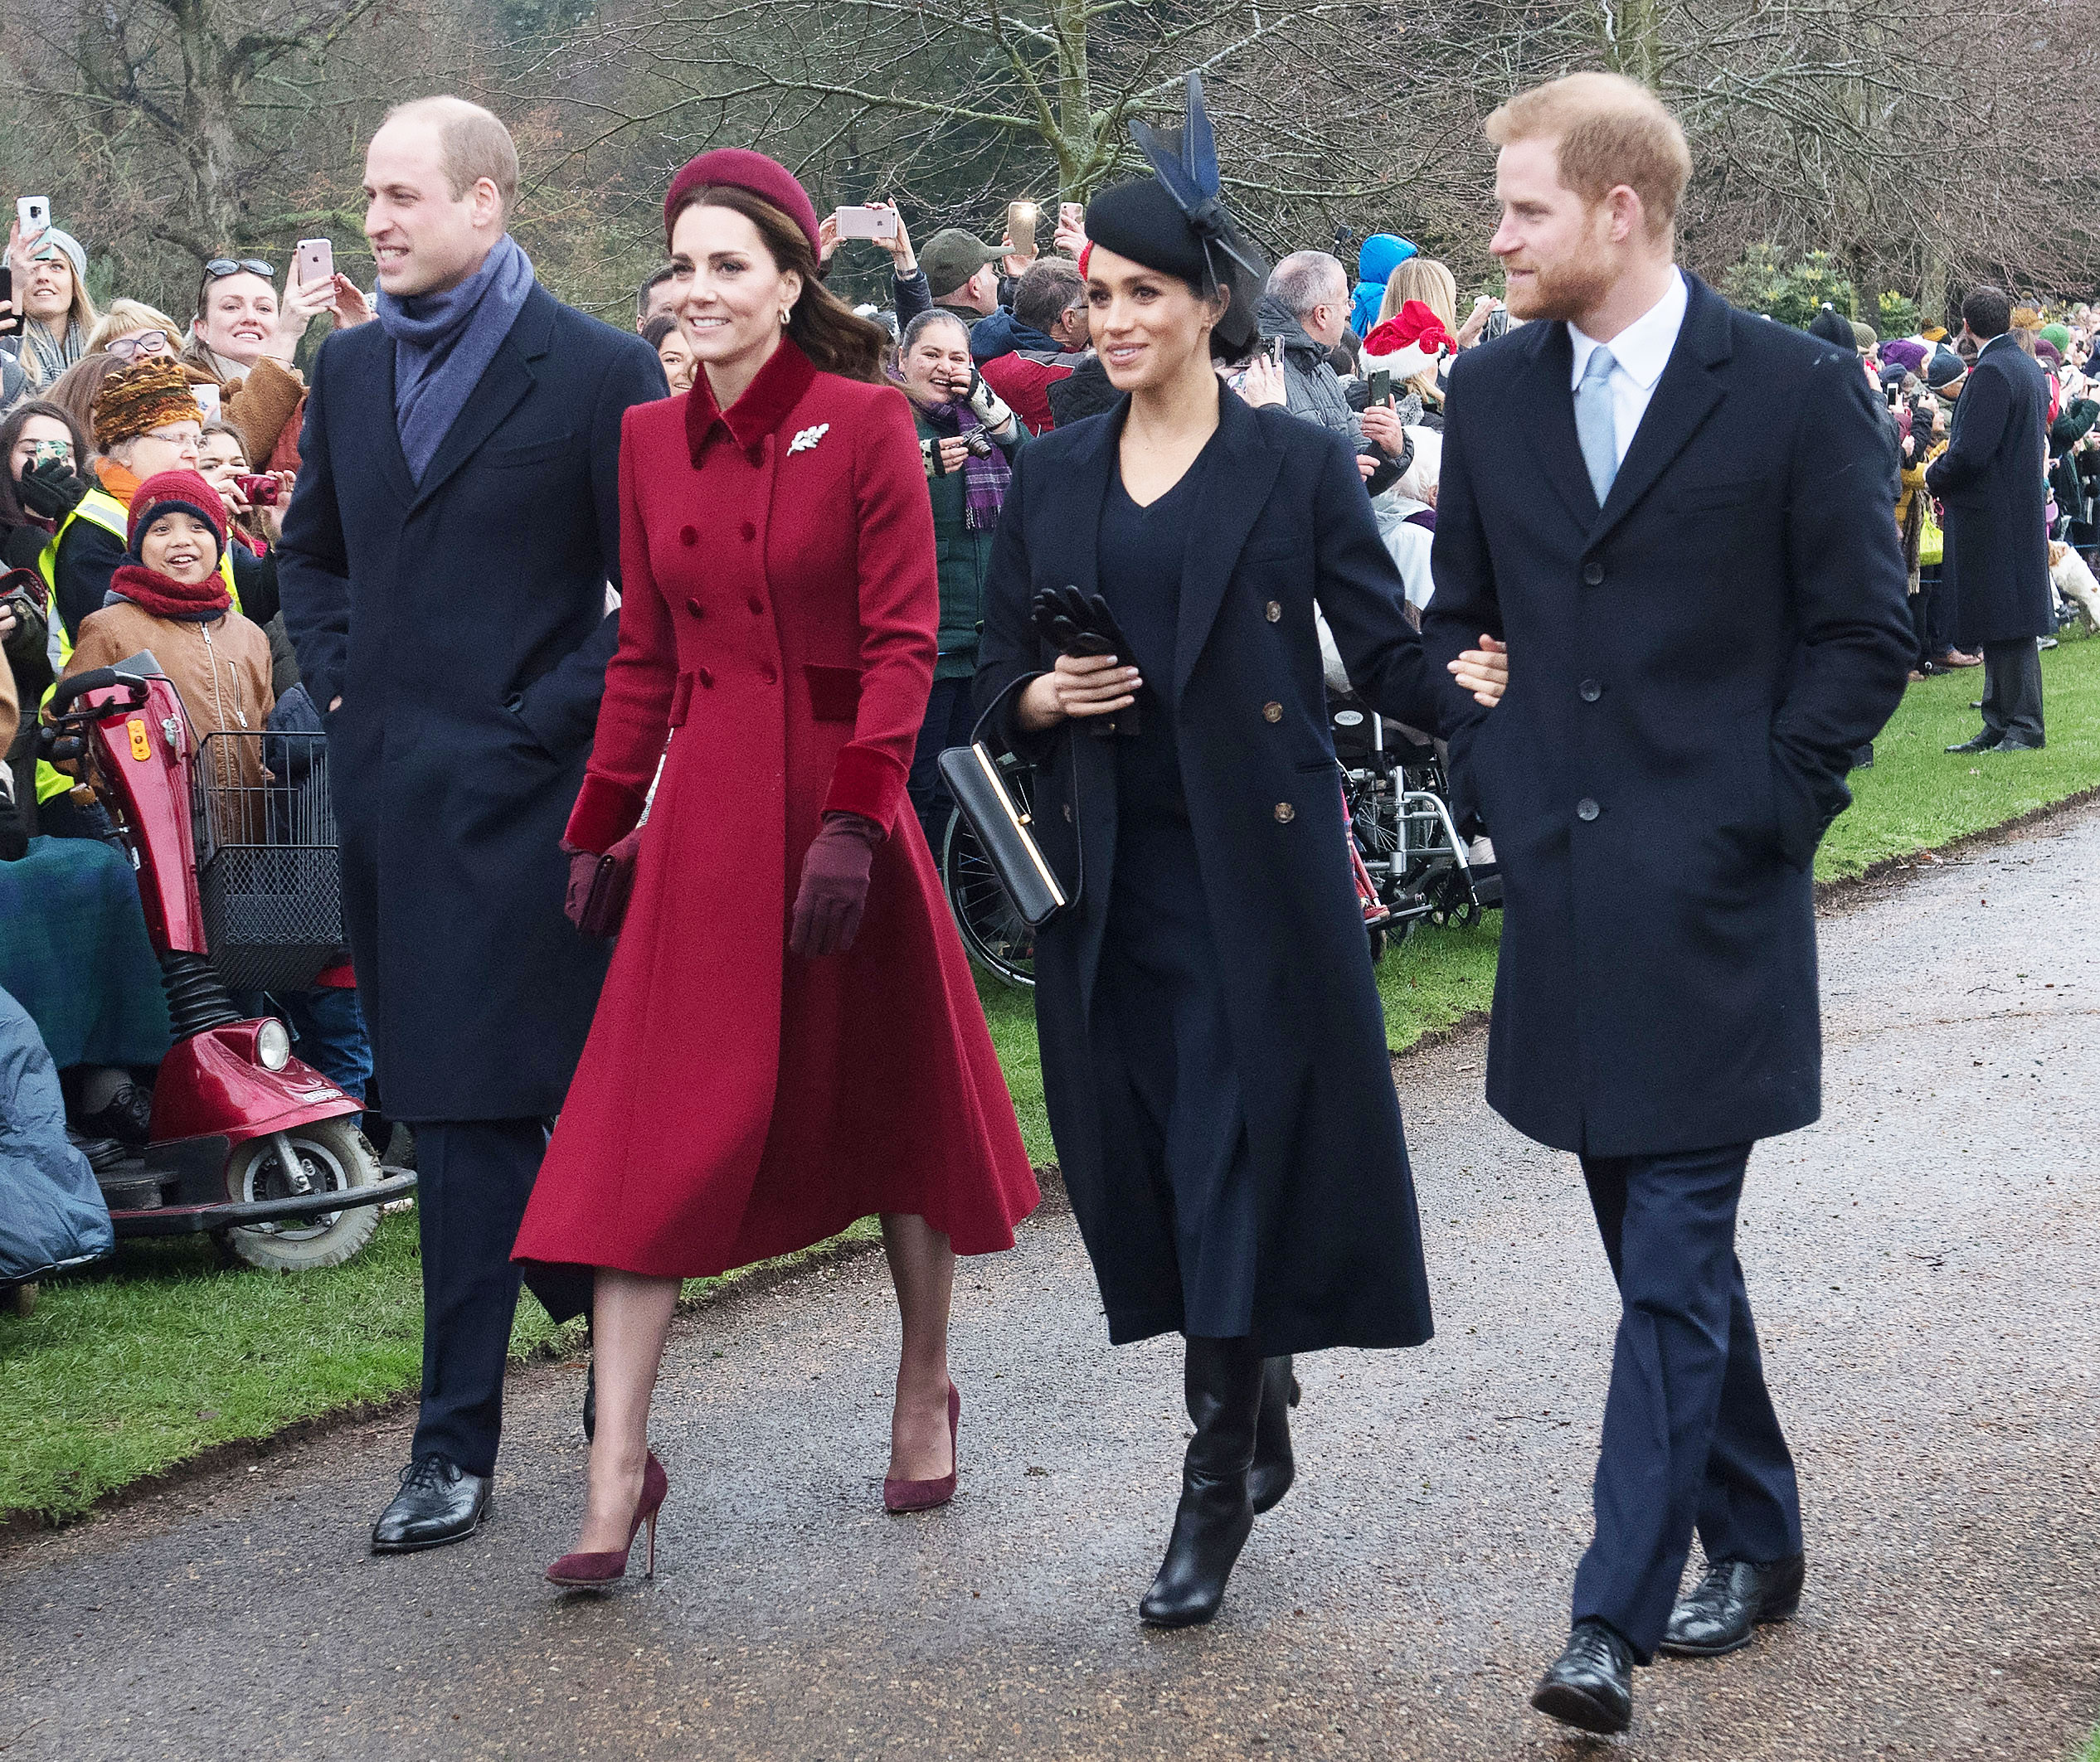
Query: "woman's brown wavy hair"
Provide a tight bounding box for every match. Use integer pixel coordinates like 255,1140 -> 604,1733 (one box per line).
668,185 -> 888,385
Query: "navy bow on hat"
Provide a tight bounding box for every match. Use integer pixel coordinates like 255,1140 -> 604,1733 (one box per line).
1127,73 -> 1268,295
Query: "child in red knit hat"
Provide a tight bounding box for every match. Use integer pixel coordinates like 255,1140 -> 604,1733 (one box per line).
56,468 -> 275,806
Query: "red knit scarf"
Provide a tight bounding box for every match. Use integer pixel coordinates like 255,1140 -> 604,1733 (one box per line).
109,562 -> 231,619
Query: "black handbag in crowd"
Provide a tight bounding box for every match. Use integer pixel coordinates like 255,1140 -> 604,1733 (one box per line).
938,676 -> 1079,930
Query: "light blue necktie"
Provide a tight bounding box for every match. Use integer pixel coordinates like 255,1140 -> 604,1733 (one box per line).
1574,344 -> 1618,507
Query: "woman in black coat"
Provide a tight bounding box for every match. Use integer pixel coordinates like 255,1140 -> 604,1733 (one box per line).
975,108 -> 1501,1629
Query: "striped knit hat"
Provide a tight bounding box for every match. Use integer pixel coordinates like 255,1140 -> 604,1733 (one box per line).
91,357 -> 203,451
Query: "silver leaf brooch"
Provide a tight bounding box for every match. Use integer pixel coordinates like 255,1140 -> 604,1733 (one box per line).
788,423 -> 830,454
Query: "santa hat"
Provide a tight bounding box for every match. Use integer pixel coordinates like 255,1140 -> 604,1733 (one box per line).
1362,301 -> 1454,382
126,469 -> 228,565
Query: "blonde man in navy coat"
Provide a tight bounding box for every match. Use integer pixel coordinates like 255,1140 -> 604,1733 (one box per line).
1422,74 -> 1913,1736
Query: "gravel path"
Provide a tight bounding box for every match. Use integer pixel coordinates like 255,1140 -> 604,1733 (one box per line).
2,808 -> 2096,1761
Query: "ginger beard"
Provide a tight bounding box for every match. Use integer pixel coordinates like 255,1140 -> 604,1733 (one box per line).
1498,205 -> 1618,325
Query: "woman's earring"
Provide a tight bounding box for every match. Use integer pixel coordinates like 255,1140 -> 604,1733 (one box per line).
779,308 -> 791,328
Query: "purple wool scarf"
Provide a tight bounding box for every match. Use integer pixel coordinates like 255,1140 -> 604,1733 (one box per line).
377,233 -> 537,483
921,400 -> 1010,530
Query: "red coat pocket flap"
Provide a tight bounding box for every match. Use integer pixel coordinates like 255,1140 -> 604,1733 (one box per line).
668,672 -> 695,728
805,663 -> 864,723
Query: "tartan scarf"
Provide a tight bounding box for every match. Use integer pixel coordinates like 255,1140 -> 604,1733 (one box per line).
920,400 -> 1010,531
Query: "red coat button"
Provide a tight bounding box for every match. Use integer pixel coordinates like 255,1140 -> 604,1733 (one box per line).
685,598 -> 704,618
760,665 -> 777,686
698,667 -> 714,688
740,520 -> 757,541
680,526 -> 698,547
747,597 -> 765,615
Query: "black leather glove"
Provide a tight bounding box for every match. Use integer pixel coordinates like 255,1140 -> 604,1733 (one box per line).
17,456 -> 90,522
1031,586 -> 1141,737
1031,585 -> 1135,660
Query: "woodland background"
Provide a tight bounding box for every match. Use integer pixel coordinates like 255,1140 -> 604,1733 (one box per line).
2,0 -> 2096,332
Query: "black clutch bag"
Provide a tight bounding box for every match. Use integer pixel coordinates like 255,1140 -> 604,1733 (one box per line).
937,677 -> 1080,930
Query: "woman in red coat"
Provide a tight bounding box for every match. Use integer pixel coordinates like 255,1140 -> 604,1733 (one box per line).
513,150 -> 1038,1585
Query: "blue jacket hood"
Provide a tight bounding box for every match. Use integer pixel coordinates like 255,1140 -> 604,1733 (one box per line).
1356,234 -> 1417,285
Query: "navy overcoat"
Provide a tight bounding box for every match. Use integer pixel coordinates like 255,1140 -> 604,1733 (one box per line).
1423,274 -> 1913,1158
277,284 -> 667,1121
975,386 -> 1439,1354
1924,332 -> 2053,648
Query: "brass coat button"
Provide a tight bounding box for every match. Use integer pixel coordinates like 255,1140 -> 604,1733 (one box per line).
1577,797 -> 1601,822
1266,600 -> 1282,623
1261,701 -> 1283,723
1274,802 -> 1295,823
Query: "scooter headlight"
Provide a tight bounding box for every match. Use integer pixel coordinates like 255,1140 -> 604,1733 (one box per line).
255,1019 -> 293,1072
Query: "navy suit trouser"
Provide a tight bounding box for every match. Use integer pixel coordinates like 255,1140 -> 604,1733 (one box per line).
1571,1143 -> 1803,1659
409,1119 -> 590,1476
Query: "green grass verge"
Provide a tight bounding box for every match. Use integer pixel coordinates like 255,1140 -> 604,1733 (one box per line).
7,633 -> 2096,1527
1819,630 -> 2100,878
2078,1724 -> 2099,1762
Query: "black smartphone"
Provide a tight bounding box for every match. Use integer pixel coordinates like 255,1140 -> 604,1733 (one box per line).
1368,367 -> 1393,406
0,267 -> 18,338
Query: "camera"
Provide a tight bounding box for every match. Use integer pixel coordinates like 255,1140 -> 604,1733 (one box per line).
963,430 -> 994,459
235,473 -> 280,507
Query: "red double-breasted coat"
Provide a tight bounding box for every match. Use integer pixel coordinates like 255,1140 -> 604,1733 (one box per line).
513,340 -> 1038,1279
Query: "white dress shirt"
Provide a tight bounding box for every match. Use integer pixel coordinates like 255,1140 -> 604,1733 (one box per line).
1568,268 -> 1689,466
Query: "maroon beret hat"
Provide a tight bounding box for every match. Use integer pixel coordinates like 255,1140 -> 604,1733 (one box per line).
663,149 -> 821,256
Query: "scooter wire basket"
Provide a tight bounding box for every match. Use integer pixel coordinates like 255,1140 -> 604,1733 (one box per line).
190,731 -> 343,992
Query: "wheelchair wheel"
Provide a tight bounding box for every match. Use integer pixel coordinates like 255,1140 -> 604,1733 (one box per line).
941,765 -> 1037,991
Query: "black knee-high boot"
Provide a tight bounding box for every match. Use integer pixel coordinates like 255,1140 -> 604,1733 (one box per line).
1139,1335 -> 1264,1628
1247,1356 -> 1300,1516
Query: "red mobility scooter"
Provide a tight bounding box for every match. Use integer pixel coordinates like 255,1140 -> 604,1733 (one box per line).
40,657 -> 414,1270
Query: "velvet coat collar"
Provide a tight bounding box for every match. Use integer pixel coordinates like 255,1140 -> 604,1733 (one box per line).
685,337 -> 819,462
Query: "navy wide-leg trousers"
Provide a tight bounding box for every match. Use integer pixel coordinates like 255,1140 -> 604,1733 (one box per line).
1570,1142 -> 1803,1659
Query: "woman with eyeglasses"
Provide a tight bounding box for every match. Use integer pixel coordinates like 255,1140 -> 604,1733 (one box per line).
87,300 -> 188,366
182,255 -> 372,475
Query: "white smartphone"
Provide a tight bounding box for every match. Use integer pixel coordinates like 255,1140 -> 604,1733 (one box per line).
193,382 -> 221,421
294,237 -> 333,289
834,205 -> 898,241
17,197 -> 50,235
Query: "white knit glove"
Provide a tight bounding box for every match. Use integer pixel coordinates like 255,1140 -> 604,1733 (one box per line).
965,369 -> 1018,439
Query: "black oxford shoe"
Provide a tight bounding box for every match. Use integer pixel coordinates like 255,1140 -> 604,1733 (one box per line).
1530,1619 -> 1635,1735
1946,731 -> 2000,753
371,1454 -> 492,1554
1987,735 -> 2044,753
1659,1552 -> 1805,1658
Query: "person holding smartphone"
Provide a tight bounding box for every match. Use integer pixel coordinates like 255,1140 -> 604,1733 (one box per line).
182,251 -> 372,473
1,216 -> 98,395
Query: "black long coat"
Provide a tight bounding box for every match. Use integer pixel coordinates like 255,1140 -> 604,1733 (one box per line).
1422,274 -> 1913,1159
975,386 -> 1438,1354
1925,332 -> 2053,648
277,284 -> 667,1121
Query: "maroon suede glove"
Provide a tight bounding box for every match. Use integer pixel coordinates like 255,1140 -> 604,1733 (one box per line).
562,831 -> 643,939
789,813 -> 883,958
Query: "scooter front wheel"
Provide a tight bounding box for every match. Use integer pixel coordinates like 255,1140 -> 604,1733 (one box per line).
218,1119 -> 385,1272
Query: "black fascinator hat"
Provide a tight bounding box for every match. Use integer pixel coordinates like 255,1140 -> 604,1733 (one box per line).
1084,74 -> 1268,357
